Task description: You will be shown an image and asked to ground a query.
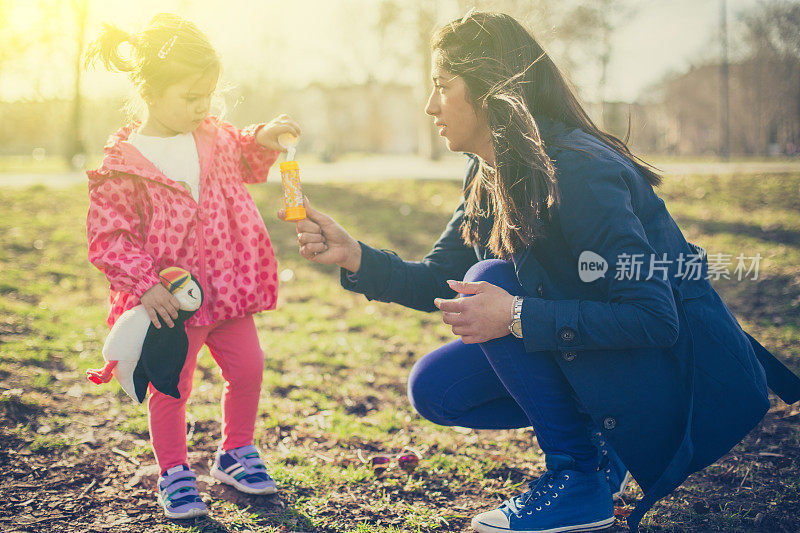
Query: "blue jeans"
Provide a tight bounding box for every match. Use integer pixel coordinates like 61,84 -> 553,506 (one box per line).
407,259 -> 598,471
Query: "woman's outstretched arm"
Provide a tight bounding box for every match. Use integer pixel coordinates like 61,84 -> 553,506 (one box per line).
279,196 -> 478,312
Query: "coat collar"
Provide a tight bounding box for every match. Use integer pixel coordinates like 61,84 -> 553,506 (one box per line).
533,114 -> 569,146
87,117 -> 219,192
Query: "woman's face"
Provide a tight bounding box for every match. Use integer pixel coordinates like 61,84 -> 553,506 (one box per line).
143,68 -> 219,136
425,52 -> 491,158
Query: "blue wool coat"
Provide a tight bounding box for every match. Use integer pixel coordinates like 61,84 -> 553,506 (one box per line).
341,117 -> 800,531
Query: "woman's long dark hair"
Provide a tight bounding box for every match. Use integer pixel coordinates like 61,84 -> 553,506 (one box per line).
433,12 -> 662,259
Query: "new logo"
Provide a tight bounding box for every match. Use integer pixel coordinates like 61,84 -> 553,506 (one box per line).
578,251 -> 608,282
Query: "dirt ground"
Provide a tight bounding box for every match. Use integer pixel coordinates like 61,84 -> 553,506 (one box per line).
1,384 -> 799,533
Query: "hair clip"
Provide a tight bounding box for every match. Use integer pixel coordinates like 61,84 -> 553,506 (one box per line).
157,35 -> 178,59
461,6 -> 477,23
157,20 -> 185,59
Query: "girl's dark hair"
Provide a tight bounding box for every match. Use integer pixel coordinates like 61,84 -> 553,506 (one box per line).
433,11 -> 662,258
84,13 -> 220,100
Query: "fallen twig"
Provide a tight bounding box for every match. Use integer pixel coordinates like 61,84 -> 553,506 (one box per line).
79,478 -> 97,498
17,515 -> 68,525
736,465 -> 752,493
112,447 -> 140,465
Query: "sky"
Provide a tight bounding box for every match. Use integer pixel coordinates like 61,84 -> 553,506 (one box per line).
0,0 -> 766,103
601,0 -> 753,102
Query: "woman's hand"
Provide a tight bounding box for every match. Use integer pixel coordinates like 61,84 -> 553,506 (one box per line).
278,197 -> 363,273
434,280 -> 515,344
140,283 -> 180,329
256,114 -> 302,151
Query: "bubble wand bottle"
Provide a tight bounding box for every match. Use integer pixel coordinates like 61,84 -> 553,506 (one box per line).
278,133 -> 306,221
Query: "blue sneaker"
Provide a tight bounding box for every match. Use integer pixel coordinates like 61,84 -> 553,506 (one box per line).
590,430 -> 630,501
156,465 -> 208,519
210,444 -> 277,494
471,454 -> 614,533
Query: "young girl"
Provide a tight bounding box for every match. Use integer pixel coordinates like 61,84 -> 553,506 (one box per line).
85,13 -> 300,519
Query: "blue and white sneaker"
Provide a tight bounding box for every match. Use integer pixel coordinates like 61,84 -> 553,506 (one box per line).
210,444 -> 277,495
156,465 -> 208,519
471,454 -> 614,533
590,430 -> 630,501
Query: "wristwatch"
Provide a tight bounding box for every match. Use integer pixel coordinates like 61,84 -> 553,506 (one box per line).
509,296 -> 523,339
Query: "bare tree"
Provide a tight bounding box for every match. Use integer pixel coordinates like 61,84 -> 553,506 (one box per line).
556,0 -> 635,128
740,0 -> 800,154
68,0 -> 89,168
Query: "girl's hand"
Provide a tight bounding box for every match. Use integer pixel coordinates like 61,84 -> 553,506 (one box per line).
256,114 -> 301,151
434,280 -> 515,344
277,197 -> 362,273
140,283 -> 180,329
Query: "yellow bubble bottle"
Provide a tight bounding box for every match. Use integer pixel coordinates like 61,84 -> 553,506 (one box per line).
278,133 -> 306,221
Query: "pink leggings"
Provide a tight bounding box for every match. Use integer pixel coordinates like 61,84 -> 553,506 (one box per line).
148,314 -> 265,472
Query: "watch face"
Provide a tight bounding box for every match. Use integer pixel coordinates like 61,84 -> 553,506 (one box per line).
511,320 -> 523,338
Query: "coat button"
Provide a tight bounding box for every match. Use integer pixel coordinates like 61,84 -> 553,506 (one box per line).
559,327 -> 576,342
537,283 -> 544,297
603,417 -> 617,430
562,351 -> 577,362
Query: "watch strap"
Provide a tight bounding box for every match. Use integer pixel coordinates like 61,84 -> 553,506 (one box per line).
509,296 -> 523,338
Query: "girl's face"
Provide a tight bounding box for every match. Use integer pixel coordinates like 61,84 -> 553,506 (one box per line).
425,52 -> 492,160
142,68 -> 219,136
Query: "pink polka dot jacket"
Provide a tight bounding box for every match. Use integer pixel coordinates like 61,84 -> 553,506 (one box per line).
86,117 -> 280,328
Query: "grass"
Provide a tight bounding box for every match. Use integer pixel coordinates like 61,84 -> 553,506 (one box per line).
0,155 -> 72,173
0,171 -> 798,532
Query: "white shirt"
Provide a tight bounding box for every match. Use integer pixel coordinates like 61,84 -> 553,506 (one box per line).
128,131 -> 201,202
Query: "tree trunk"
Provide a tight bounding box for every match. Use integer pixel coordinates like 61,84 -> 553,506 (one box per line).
66,0 -> 88,169
416,4 -> 438,160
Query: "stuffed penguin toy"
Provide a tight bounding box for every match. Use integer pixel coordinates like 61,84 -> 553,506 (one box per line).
86,267 -> 203,403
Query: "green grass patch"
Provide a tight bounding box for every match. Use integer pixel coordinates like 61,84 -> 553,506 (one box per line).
0,173 -> 798,532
